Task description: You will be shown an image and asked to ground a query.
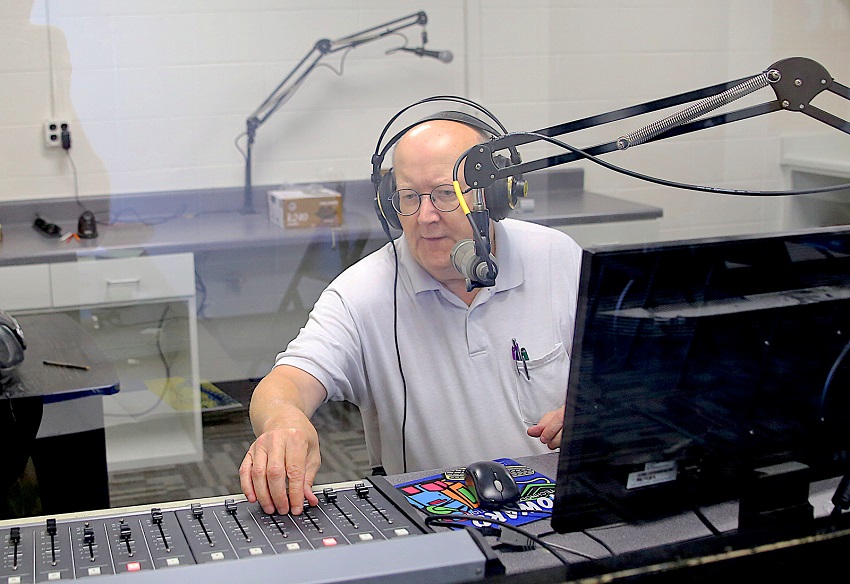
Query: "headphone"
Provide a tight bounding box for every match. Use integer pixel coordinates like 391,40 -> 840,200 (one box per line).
0,310 -> 26,375
371,99 -> 527,233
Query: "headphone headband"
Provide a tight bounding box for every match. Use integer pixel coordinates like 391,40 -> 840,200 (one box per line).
370,96 -> 514,190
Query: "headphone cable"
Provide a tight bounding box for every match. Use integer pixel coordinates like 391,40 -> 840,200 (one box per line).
388,235 -> 409,474
378,213 -> 409,475
372,95 -> 518,473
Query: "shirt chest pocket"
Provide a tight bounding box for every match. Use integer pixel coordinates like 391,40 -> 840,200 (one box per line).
514,342 -> 569,425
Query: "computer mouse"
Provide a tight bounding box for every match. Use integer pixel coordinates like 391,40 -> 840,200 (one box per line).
464,460 -> 521,510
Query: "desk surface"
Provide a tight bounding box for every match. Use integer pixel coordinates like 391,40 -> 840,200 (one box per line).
0,313 -> 119,402
389,453 -> 846,579
0,173 -> 662,267
390,454 -> 713,575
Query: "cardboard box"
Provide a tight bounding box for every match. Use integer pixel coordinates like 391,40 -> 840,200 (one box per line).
267,186 -> 342,229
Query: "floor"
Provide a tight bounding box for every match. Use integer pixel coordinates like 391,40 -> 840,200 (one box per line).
107,380 -> 372,508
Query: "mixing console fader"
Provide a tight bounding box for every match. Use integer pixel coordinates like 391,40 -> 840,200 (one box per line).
0,478 -> 492,584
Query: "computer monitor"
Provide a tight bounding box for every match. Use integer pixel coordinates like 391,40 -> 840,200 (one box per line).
552,226 -> 850,533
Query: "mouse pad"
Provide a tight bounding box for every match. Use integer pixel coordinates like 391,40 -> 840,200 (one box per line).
395,458 -> 555,527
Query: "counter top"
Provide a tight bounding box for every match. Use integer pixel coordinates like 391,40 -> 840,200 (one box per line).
0,313 -> 119,402
0,171 -> 662,267
781,133 -> 850,178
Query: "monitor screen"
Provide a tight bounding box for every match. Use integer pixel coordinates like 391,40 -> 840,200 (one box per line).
552,226 -> 850,533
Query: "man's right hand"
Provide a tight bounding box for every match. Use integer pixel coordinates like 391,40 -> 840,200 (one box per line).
239,366 -> 327,515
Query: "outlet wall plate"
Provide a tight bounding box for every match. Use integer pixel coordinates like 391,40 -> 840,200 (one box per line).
44,119 -> 69,148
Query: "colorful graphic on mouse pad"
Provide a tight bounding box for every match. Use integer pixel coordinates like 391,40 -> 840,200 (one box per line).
395,458 -> 555,527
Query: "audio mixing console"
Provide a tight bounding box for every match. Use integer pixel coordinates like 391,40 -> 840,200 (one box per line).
0,477 -> 493,584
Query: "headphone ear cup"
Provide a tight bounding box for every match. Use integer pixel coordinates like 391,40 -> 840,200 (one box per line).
0,312 -> 25,372
372,195 -> 392,238
374,169 -> 402,232
484,155 -> 513,221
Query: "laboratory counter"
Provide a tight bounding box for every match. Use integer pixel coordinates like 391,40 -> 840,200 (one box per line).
0,169 -> 661,266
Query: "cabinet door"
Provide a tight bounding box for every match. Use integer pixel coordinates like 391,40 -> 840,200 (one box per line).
51,253 -> 195,307
0,264 -> 52,310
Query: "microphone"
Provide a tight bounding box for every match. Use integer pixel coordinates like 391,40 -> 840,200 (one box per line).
451,239 -> 497,288
397,46 -> 453,63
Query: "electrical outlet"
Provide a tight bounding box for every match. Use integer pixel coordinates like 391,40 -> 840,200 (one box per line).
44,119 -> 69,148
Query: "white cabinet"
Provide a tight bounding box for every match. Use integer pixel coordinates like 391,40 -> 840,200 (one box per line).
0,253 -> 202,472
51,254 -> 195,306
0,264 -> 52,309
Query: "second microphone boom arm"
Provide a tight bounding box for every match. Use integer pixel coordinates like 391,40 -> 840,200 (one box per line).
242,10 -> 436,214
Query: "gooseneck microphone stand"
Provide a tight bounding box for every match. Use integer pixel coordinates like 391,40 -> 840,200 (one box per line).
240,11 -> 431,214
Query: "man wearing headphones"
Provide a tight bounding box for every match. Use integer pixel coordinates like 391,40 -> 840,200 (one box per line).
240,113 -> 583,516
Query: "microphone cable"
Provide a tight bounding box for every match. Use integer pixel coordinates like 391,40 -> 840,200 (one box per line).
450,182 -> 497,287
425,514 -> 579,566
391,236 -> 410,474
462,131 -> 850,197
819,336 -> 850,422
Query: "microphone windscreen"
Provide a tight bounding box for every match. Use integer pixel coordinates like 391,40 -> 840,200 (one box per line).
450,239 -> 477,277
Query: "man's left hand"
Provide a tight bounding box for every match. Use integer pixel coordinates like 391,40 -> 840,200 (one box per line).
527,406 -> 564,449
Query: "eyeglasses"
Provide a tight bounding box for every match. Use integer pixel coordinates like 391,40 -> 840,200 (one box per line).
391,184 -> 470,216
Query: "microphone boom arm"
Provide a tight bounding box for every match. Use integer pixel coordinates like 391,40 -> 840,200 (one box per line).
242,11 -> 430,214
461,57 -> 850,190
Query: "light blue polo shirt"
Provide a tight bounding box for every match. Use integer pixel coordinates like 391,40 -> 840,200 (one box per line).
276,218 -> 583,474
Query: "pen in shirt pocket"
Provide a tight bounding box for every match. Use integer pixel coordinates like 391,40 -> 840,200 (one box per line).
512,338 -> 530,380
